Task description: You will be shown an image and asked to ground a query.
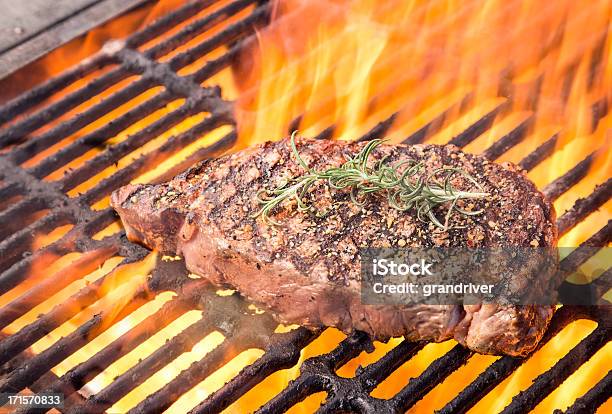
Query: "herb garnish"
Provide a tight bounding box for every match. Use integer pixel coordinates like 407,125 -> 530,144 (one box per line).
253,132 -> 489,229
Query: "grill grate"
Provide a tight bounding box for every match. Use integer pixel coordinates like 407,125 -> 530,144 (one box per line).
0,0 -> 610,413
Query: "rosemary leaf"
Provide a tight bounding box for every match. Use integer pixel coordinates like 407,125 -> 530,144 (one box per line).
252,132 -> 489,229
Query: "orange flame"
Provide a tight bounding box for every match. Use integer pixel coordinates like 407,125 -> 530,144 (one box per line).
235,0 -> 611,149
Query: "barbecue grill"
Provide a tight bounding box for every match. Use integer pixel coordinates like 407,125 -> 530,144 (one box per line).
0,0 -> 610,413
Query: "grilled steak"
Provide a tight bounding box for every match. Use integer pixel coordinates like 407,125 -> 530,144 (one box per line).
111,138 -> 557,356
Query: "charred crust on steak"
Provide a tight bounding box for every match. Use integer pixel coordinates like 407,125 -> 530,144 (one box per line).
111,138 -> 558,356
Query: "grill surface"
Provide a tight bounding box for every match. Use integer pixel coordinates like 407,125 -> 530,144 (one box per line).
0,0 -> 610,413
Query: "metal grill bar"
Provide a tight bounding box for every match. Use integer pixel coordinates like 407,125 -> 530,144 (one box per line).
128,339 -> 241,414
543,151 -> 597,201
0,209 -> 117,289
0,288 -> 151,394
138,0 -> 258,58
563,370 -> 612,414
0,54 -> 112,126
125,0 -> 230,51
403,94 -> 473,145
0,182 -> 24,201
14,299 -> 190,414
0,194 -> 113,284
313,126 -> 335,141
518,134 -> 558,171
79,118 -> 235,206
0,213 -> 74,274
0,338 -> 87,411
391,345 -> 473,413
481,115 -> 534,160
357,340 -> 425,393
0,248 -> 116,328
500,324 -> 610,414
168,5 -> 269,72
0,256 -> 146,366
438,306 -> 601,414
190,328 -> 318,414
58,98 -> 217,192
23,88 -> 173,171
559,269 -> 611,307
557,179 -> 612,236
0,197 -> 47,240
255,332 -> 375,414
68,316 -> 214,414
0,67 -> 132,147
356,113 -> 398,143
447,101 -> 508,148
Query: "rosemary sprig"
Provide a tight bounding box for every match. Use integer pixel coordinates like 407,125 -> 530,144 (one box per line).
253,132 -> 489,229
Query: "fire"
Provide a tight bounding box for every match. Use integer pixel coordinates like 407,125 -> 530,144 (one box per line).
235,0 -> 611,145
3,252 -> 156,347
2,0 -> 610,412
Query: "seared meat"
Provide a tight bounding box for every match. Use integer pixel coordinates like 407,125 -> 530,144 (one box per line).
111,138 -> 557,356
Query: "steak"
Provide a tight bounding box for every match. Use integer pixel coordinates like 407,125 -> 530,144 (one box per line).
111,137 -> 557,356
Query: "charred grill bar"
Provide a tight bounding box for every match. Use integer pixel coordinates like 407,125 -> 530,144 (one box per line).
0,0 -> 610,413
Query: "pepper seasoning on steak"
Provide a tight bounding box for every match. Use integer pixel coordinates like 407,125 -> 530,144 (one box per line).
111,137 -> 557,356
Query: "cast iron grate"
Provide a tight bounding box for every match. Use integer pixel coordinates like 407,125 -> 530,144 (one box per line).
0,0 -> 609,413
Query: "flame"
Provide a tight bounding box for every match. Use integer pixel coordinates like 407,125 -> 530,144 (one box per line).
2,0 -> 611,412
3,253 -> 156,347
235,0 -> 610,145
